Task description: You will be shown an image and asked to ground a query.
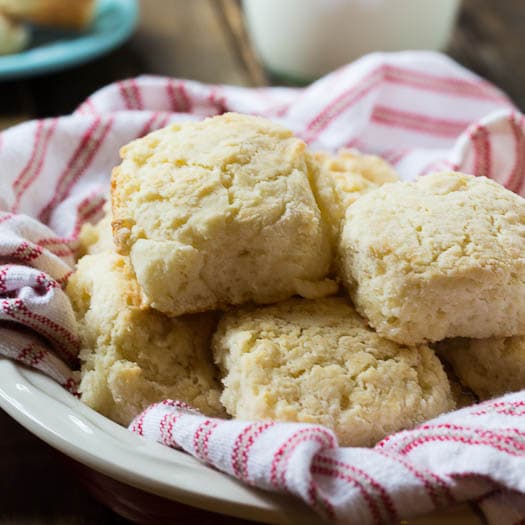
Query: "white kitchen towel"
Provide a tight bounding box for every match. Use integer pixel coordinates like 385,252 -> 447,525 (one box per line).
0,51 -> 524,524
131,394 -> 525,524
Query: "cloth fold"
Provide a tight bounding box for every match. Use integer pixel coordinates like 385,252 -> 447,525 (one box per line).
130,393 -> 525,524
0,51 -> 524,524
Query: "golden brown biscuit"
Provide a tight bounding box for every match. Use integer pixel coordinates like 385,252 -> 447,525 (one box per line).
312,149 -> 398,244
0,12 -> 28,55
213,297 -> 454,447
68,252 -> 224,426
111,113 -> 336,316
78,211 -> 114,257
437,336 -> 525,400
339,172 -> 525,345
0,0 -> 95,29
438,357 -> 478,408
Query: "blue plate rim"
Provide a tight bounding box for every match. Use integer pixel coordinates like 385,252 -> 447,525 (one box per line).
0,0 -> 139,81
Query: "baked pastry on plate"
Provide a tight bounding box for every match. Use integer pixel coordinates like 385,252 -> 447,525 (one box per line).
213,296 -> 454,446
312,148 -> 398,244
68,252 -> 224,426
437,336 -> 525,401
0,12 -> 28,55
0,0 -> 95,30
339,171 -> 525,344
111,113 -> 336,316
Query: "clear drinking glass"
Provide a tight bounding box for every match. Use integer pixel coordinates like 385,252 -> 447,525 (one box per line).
243,0 -> 462,82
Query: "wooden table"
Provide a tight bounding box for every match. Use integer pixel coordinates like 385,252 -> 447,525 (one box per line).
0,0 -> 522,523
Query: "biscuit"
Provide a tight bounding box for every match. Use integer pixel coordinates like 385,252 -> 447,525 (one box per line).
437,336 -> 525,400
438,358 -> 478,408
213,297 -> 454,447
339,172 -> 525,345
78,211 -> 114,257
67,252 -> 224,426
0,13 -> 28,55
312,149 -> 398,243
0,0 -> 95,29
111,113 -> 336,316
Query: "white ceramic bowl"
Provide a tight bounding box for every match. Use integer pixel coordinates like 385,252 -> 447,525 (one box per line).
0,357 -> 320,524
0,357 -> 480,524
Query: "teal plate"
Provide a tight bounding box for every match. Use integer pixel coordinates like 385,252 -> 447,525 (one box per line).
0,0 -> 138,81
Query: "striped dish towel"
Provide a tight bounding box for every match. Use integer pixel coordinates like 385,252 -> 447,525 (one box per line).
1,51 -> 525,524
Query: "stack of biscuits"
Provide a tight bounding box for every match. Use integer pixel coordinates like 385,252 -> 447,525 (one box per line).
0,0 -> 95,55
68,113 -> 525,447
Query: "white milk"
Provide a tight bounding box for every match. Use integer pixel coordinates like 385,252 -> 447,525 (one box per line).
243,0 -> 462,80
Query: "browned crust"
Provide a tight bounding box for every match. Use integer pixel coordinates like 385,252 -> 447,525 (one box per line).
110,165 -> 133,254
0,0 -> 95,29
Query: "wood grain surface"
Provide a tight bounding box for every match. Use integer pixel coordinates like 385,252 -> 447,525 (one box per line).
0,0 -> 521,523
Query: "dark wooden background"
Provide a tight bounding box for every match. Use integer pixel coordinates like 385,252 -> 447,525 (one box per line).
1,0 -> 523,523
0,0 -> 524,130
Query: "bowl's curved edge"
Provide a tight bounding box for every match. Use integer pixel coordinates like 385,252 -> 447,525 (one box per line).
0,358 -> 482,524
0,358 -> 322,525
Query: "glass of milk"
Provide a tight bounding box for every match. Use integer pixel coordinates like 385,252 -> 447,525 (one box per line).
243,0 -> 462,81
